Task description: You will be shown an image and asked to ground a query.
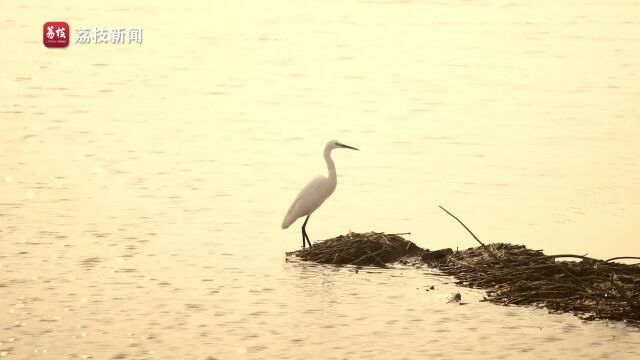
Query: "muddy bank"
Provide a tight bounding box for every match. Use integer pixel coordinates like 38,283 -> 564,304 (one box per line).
288,231 -> 640,325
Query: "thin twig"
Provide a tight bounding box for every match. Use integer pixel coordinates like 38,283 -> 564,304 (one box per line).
545,254 -> 596,261
438,205 -> 500,261
606,256 -> 640,262
364,249 -> 386,267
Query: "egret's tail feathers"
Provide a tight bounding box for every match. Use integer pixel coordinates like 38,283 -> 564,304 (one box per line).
282,192 -> 304,229
281,213 -> 297,229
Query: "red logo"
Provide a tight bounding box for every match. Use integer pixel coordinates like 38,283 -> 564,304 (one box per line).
43,22 -> 69,48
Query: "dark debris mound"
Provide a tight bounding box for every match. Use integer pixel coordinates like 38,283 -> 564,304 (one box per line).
287,230 -> 640,325
290,232 -> 422,267
436,243 -> 640,322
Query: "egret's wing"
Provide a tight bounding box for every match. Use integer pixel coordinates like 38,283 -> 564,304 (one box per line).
281,176 -> 327,229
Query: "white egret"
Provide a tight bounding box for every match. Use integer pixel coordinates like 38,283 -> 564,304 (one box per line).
281,139 -> 359,248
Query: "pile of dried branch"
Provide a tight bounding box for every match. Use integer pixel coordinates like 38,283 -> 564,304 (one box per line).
436,243 -> 640,322
287,206 -> 640,325
290,231 -> 421,267
434,205 -> 640,323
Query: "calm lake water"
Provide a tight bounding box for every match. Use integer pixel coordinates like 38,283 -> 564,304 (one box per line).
2,0 -> 640,359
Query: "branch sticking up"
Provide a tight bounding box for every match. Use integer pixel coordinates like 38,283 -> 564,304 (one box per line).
438,205 -> 500,261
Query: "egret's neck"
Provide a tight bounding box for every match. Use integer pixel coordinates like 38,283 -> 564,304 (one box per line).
324,147 -> 336,179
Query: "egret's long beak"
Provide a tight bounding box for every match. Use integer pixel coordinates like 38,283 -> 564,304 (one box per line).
337,143 -> 359,151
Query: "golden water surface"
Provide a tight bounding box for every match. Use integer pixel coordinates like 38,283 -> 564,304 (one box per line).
2,0 -> 640,359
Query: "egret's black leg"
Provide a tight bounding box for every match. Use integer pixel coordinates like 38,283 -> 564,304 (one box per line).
301,214 -> 312,248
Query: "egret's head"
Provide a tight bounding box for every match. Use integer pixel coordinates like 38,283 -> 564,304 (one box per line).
327,139 -> 359,151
